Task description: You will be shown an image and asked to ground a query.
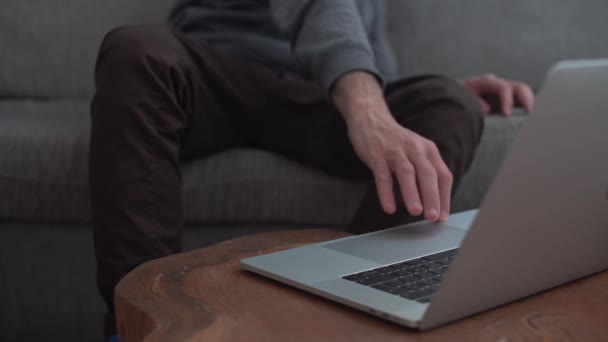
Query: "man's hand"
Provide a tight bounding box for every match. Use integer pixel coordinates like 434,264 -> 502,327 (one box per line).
332,72 -> 451,222
460,74 -> 535,116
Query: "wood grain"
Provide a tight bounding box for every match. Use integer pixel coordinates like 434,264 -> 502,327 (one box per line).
115,229 -> 608,342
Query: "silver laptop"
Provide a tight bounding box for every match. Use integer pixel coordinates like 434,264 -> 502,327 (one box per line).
241,59 -> 608,330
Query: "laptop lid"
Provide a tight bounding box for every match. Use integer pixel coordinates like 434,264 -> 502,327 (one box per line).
420,60 -> 608,329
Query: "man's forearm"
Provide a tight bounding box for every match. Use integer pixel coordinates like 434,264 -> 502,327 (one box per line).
331,71 -> 392,126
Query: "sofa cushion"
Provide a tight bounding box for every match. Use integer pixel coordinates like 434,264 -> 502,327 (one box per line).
386,0 -> 608,89
0,0 -> 172,99
0,101 -> 91,220
180,150 -> 367,225
0,100 -> 366,225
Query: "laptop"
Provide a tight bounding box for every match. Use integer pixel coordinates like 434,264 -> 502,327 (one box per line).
241,59 -> 608,330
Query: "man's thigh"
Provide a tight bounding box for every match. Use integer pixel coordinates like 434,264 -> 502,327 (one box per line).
245,70 -> 371,179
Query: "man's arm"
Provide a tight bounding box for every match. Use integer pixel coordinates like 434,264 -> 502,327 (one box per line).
269,0 -> 449,221
269,0 -> 382,96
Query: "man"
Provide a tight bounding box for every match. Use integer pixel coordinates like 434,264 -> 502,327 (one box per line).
90,0 -> 534,340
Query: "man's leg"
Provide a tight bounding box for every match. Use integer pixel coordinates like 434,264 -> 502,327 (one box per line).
90,25 -> 283,339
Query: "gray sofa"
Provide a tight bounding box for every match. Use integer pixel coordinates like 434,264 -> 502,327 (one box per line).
1,0 -> 606,341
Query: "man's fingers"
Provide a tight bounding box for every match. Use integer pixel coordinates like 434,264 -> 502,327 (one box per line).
410,146 -> 440,222
463,74 -> 535,115
372,160 -> 396,214
511,81 -> 535,112
417,163 -> 440,222
429,151 -> 453,222
497,82 -> 514,116
392,156 -> 423,217
479,98 -> 491,114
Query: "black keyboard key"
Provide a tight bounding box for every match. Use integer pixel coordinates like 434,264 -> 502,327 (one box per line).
357,273 -> 395,286
372,284 -> 398,293
400,288 -> 433,300
426,284 -> 441,292
343,274 -> 360,281
393,286 -> 416,295
404,258 -> 425,266
407,266 -> 427,273
375,266 -> 396,274
388,263 -> 405,270
397,282 -> 420,291
390,270 -> 414,277
428,267 -> 445,275
415,271 -> 437,279
413,289 -> 434,299
350,272 -> 379,284
353,278 -> 375,286
397,275 -> 418,283
408,281 -> 428,290
417,278 -> 439,286
421,261 -> 444,269
435,258 -> 451,265
383,280 -> 404,288
422,249 -> 458,261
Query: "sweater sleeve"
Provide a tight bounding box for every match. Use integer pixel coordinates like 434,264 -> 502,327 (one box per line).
269,0 -> 383,96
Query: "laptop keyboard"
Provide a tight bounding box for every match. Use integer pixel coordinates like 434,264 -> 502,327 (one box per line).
342,248 -> 458,303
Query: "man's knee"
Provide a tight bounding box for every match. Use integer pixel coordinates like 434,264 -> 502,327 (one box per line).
95,25 -> 183,75
389,75 -> 485,179
426,76 -> 485,180
393,75 -> 485,154
91,25 -> 190,138
420,75 -> 484,140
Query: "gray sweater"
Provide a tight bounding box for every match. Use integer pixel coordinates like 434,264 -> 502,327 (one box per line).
168,0 -> 397,95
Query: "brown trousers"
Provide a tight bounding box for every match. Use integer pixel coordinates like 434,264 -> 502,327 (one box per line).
90,25 -> 484,339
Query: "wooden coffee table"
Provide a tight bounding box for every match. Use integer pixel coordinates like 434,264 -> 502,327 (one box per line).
115,229 -> 608,342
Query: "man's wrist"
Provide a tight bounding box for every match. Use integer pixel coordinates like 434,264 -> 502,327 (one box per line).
331,71 -> 389,125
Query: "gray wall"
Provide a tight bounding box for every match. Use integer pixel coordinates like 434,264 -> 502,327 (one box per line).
2,0 -> 607,98
0,0 -> 173,98
387,0 -> 608,89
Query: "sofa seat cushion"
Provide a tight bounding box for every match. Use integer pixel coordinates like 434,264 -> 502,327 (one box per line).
0,100 -> 91,221
0,100 -> 366,225
180,150 -> 367,225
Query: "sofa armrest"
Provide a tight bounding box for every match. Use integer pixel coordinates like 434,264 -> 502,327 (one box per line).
452,113 -> 527,212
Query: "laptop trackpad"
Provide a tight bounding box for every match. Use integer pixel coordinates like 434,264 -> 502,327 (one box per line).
322,223 -> 466,264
